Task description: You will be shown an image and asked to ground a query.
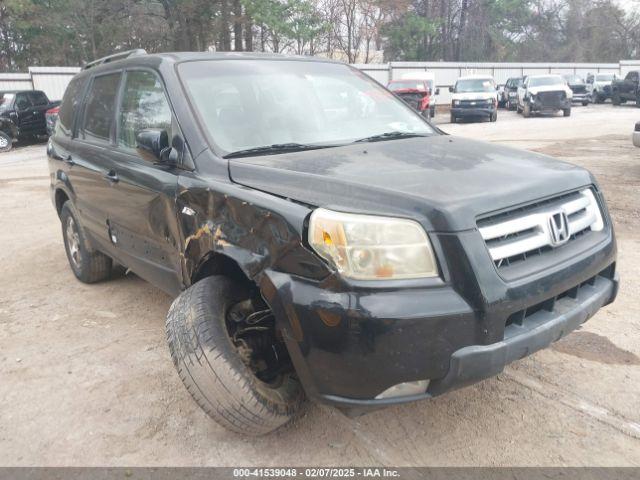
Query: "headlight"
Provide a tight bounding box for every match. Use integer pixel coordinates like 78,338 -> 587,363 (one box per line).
452,100 -> 460,106
308,208 -> 438,280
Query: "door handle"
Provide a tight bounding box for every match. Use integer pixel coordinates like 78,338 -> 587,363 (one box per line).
63,155 -> 74,166
103,170 -> 119,183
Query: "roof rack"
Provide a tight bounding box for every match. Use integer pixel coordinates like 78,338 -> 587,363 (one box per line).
83,49 -> 147,70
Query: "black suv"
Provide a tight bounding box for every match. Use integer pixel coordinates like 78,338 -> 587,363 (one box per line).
0,90 -> 59,151
48,50 -> 619,435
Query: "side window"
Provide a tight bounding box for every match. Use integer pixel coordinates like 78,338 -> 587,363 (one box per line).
28,91 -> 48,106
80,72 -> 121,143
15,93 -> 32,111
631,72 -> 639,82
57,76 -> 87,138
117,70 -> 172,153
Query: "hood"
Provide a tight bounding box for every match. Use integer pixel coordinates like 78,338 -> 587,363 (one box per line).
451,92 -> 497,101
228,136 -> 593,232
528,84 -> 572,96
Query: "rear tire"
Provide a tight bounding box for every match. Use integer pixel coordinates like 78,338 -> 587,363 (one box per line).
523,103 -> 531,118
60,202 -> 112,283
0,131 -> 11,152
516,103 -> 522,114
490,111 -> 497,122
563,107 -> 571,117
582,100 -> 589,106
166,275 -> 304,435
450,113 -> 456,123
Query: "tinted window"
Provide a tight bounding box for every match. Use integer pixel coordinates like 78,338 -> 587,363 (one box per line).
81,73 -> 121,143
28,91 -> 48,106
57,76 -> 87,138
15,93 -> 32,110
118,70 -> 172,151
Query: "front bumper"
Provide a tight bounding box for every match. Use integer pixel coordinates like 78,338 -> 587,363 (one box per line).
529,96 -> 571,112
451,105 -> 495,118
263,226 -> 617,415
571,93 -> 589,103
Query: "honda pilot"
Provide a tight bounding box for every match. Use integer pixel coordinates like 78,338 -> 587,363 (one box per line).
48,50 -> 618,435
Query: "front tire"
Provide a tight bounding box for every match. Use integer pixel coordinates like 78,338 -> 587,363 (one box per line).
563,107 -> 572,117
582,100 -> 589,106
450,113 -> 456,123
60,202 -> 112,283
0,131 -> 12,152
166,275 -> 304,435
490,110 -> 497,122
523,103 -> 531,118
612,92 -> 621,105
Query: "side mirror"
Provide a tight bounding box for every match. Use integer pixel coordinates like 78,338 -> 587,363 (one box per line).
136,129 -> 169,161
448,86 -> 454,93
435,88 -> 440,95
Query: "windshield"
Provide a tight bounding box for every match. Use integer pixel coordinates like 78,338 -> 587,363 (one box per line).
389,80 -> 433,92
596,74 -> 614,81
528,76 -> 563,87
454,78 -> 495,93
178,60 -> 434,156
0,93 -> 15,112
563,75 -> 584,84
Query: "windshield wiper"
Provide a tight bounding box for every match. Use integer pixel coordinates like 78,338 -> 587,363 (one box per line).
224,143 -> 338,159
353,131 -> 429,144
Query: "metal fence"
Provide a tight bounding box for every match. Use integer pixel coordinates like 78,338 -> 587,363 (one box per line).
1,59 -> 639,105
0,66 -> 80,101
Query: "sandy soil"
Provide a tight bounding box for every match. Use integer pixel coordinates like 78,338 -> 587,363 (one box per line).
0,104 -> 639,466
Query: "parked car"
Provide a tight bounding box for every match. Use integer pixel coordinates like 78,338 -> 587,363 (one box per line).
502,77 -> 523,110
49,50 -> 618,435
387,76 -> 438,118
449,75 -> 498,123
562,74 -> 589,106
612,71 -> 640,106
586,72 -> 617,103
46,105 -> 60,136
517,74 -> 572,117
0,90 -> 60,151
634,121 -> 640,147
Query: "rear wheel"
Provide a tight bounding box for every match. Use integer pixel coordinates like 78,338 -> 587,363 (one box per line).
0,131 -> 11,153
563,107 -> 571,117
636,95 -> 640,107
490,111 -> 497,122
60,202 -> 112,283
430,105 -> 435,118
450,113 -> 456,123
516,103 -> 523,114
166,275 -> 304,435
582,99 -> 589,106
523,103 -> 531,118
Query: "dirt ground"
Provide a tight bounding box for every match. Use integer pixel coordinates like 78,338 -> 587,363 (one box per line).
0,104 -> 639,466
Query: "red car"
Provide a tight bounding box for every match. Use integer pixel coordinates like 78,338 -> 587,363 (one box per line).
387,79 -> 438,118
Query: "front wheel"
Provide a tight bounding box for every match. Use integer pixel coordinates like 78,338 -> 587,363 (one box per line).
450,113 -> 456,123
0,131 -> 11,153
490,111 -> 497,122
612,93 -> 621,105
563,107 -> 571,117
582,100 -> 589,106
523,103 -> 531,118
166,275 -> 304,435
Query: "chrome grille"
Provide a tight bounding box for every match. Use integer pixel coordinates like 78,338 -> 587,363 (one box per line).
479,189 -> 604,268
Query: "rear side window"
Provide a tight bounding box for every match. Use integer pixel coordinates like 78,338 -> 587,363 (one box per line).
80,73 -> 121,143
15,92 -> 32,110
117,70 -> 173,151
28,91 -> 48,106
57,76 -> 87,138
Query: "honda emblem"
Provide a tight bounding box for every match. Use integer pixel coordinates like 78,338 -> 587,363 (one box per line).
548,211 -> 570,246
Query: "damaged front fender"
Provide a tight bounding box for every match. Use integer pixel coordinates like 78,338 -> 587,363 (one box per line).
176,173 -> 330,290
